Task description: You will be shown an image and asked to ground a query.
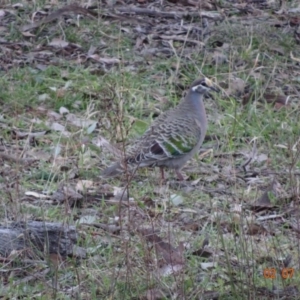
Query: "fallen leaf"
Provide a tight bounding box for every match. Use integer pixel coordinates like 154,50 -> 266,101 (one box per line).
76,180 -> 95,192
138,228 -> 184,265
144,288 -> 165,300
170,194 -> 184,206
66,113 -> 95,128
247,223 -> 269,235
94,135 -> 122,158
49,38 -> 69,48
21,31 -> 35,37
59,107 -> 69,115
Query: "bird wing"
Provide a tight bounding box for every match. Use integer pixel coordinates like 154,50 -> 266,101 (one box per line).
126,117 -> 202,166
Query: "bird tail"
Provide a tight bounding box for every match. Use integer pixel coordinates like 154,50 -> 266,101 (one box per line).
101,162 -> 124,177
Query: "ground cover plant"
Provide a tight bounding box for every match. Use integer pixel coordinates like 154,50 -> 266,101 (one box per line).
0,0 -> 300,298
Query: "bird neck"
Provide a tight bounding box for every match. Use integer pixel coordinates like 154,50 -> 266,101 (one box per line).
184,91 -> 204,110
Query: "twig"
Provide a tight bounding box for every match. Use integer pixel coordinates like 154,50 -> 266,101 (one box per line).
115,6 -> 222,21
156,35 -> 205,47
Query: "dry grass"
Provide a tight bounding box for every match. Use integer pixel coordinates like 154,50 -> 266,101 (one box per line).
0,0 -> 300,299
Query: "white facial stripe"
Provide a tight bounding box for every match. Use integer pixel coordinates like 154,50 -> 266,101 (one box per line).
192,85 -> 201,91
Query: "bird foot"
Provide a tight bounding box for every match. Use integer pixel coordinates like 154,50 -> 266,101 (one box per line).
175,170 -> 185,181
159,167 -> 166,182
169,180 -> 190,189
159,168 -> 186,182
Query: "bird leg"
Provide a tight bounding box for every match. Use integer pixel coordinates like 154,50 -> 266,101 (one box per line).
175,170 -> 184,181
160,167 -> 165,181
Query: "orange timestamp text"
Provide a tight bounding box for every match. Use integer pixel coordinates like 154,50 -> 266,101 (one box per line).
263,268 -> 294,279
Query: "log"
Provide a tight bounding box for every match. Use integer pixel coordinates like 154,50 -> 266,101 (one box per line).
0,221 -> 79,258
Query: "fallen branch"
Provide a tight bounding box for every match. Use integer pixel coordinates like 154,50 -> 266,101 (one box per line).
156,34 -> 205,46
0,152 -> 37,165
21,4 -> 97,32
115,6 -> 223,20
0,221 -> 82,258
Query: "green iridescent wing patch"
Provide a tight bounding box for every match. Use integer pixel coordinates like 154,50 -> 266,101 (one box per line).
162,134 -> 197,157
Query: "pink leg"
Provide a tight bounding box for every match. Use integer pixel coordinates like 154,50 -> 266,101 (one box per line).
160,167 -> 165,180
175,170 -> 184,181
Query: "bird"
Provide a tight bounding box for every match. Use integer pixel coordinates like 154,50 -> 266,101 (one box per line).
101,77 -> 217,181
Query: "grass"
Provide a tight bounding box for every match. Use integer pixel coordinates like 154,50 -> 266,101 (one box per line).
1,0 -> 300,298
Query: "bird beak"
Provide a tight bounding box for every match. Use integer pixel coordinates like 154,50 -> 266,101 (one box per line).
210,86 -> 220,92
204,78 -> 219,92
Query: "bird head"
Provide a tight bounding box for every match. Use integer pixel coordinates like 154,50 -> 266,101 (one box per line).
190,77 -> 218,94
